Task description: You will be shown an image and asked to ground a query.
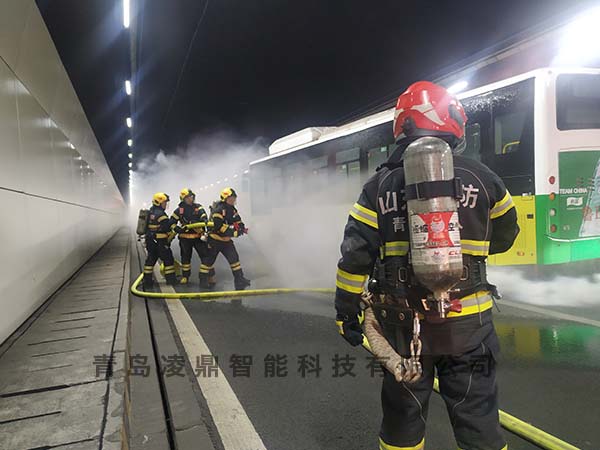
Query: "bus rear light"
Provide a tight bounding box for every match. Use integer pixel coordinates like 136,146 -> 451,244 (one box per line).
549,192 -> 556,201
549,208 -> 557,217
550,224 -> 558,233
549,176 -> 556,185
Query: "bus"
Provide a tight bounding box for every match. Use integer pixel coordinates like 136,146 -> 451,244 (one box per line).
248,68 -> 600,266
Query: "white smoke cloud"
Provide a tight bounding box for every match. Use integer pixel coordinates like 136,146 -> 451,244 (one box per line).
489,266 -> 600,307
129,131 -> 354,290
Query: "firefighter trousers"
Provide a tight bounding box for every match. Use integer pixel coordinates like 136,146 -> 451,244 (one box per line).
179,238 -> 207,278
379,333 -> 506,450
143,237 -> 176,285
201,239 -> 244,286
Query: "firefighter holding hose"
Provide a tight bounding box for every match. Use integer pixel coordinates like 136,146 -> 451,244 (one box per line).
171,188 -> 209,285
202,188 -> 251,290
335,81 -> 519,450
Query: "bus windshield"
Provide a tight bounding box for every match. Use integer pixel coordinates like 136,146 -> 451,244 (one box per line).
557,73 -> 600,130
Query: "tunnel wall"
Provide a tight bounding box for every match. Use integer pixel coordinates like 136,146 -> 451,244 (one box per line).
0,0 -> 125,343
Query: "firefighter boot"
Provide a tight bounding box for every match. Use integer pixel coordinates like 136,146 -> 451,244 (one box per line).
233,270 -> 251,291
142,274 -> 154,291
208,268 -> 217,288
199,272 -> 210,289
165,273 -> 177,286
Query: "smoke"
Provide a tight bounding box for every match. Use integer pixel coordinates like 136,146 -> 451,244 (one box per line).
130,131 -> 354,290
489,266 -> 600,307
131,131 -> 267,214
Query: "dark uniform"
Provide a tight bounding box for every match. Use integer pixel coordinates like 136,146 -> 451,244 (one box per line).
336,149 -> 518,450
203,200 -> 249,290
144,205 -> 177,287
171,201 -> 209,281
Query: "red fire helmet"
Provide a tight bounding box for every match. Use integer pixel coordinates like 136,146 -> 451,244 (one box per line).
393,81 -> 467,149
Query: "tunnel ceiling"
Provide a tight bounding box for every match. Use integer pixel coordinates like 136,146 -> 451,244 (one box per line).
36,0 -> 596,197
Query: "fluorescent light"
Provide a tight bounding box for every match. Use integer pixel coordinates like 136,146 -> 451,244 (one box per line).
243,169 -> 249,174
128,153 -> 133,159
127,139 -> 133,147
555,6 -> 600,65
233,174 -> 238,178
129,169 -> 133,175
123,0 -> 130,28
69,142 -> 75,150
128,162 -> 133,168
125,80 -> 132,95
447,80 -> 469,94
126,117 -> 132,128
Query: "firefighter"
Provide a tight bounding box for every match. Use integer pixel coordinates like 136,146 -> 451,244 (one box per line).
335,81 -> 518,450
143,192 -> 177,289
202,188 -> 251,290
171,188 -> 209,285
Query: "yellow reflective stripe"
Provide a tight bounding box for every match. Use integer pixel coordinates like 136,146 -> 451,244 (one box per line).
212,213 -> 223,219
172,212 -> 180,219
157,215 -> 168,222
220,224 -> 229,233
460,239 -> 490,256
209,233 -> 231,241
336,269 -> 367,294
382,241 -> 409,257
148,225 -> 159,230
155,233 -> 169,239
143,265 -> 154,274
349,202 -> 378,229
447,291 -> 494,318
379,437 -> 424,450
490,191 -> 515,219
163,265 -> 176,274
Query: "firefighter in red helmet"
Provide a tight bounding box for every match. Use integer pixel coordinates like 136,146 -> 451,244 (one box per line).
335,81 -> 519,450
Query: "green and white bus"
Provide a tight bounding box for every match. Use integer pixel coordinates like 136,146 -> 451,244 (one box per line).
249,68 -> 600,266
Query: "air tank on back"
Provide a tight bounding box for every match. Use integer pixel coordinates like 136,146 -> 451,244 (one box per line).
404,136 -> 463,316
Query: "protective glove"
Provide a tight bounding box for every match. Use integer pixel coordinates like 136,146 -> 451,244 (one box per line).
335,312 -> 364,346
232,222 -> 246,236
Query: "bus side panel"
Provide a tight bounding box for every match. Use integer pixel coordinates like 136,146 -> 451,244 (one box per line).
488,195 -> 537,265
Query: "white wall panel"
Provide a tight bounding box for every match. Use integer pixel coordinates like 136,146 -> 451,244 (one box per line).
0,59 -> 21,191
0,1 -> 125,343
0,0 -> 32,69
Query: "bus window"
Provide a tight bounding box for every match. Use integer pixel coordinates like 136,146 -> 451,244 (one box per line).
464,123 -> 482,161
367,146 -> 389,174
494,109 -> 528,155
334,147 -> 361,201
557,74 -> 600,130
488,79 -> 535,194
336,147 -> 360,165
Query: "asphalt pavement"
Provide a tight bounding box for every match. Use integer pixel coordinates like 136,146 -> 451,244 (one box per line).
160,238 -> 600,450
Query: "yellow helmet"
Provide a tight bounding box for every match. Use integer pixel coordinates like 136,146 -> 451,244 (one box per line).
220,187 -> 237,201
152,192 -> 170,206
180,188 -> 195,201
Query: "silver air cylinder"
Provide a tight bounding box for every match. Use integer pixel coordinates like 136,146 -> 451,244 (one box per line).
404,137 -> 463,316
